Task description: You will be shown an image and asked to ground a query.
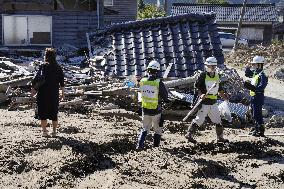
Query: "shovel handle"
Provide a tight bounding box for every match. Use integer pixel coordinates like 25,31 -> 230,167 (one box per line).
182,82 -> 217,121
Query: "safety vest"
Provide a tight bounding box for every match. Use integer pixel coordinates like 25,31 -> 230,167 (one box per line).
140,78 -> 160,109
250,72 -> 262,96
205,73 -> 219,100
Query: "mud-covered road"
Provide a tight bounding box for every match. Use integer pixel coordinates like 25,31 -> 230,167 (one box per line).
0,108 -> 284,189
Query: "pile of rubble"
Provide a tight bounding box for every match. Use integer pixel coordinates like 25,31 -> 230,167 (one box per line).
0,51 -> 252,122
225,43 -> 284,81
1,43 -> 283,126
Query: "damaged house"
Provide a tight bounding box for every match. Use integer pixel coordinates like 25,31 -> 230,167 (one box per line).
273,7 -> 284,41
171,3 -> 279,44
0,0 -> 137,48
104,0 -> 137,26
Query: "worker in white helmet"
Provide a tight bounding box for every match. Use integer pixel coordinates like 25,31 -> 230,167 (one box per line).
185,56 -> 229,143
136,60 -> 168,150
244,56 -> 268,137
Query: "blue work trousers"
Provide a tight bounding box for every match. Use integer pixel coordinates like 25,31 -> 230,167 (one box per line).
250,94 -> 264,127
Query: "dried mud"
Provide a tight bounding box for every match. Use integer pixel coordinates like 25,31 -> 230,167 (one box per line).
0,108 -> 284,189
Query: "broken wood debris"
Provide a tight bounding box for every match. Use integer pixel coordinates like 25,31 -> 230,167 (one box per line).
225,43 -> 284,81
0,46 -> 282,125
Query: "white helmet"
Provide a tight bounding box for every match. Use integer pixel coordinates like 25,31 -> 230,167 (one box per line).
251,56 -> 265,64
147,60 -> 160,70
204,57 -> 218,66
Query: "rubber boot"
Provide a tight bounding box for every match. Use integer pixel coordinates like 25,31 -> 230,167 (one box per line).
259,125 -> 265,137
216,124 -> 229,143
248,127 -> 255,135
153,134 -> 161,147
136,130 -> 147,150
252,127 -> 261,137
185,122 -> 198,144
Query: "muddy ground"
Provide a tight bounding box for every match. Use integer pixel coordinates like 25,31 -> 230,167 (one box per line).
0,106 -> 284,189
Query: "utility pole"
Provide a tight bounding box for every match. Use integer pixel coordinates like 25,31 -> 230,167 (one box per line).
164,0 -> 168,13
233,0 -> 247,50
157,0 -> 160,8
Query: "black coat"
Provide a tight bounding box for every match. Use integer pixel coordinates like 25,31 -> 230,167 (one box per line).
35,63 -> 64,121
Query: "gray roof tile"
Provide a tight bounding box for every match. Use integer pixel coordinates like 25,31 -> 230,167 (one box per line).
171,3 -> 279,22
89,13 -> 224,78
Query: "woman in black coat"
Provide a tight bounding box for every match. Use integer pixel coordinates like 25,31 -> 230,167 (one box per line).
32,48 -> 65,137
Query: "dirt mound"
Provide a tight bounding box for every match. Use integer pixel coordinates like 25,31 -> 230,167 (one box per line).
0,159 -> 32,174
265,114 -> 284,128
264,170 -> 284,183
167,139 -> 284,158
225,43 -> 284,80
192,159 -> 230,178
59,126 -> 82,134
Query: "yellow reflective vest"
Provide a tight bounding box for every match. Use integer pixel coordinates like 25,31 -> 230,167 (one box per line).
205,73 -> 219,100
250,72 -> 260,96
140,78 -> 160,109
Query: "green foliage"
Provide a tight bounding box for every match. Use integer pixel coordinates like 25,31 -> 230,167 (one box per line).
138,0 -> 146,10
271,39 -> 284,45
137,4 -> 166,20
197,0 -> 229,4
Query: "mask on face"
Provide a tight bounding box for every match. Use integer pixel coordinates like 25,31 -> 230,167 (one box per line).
251,64 -> 258,71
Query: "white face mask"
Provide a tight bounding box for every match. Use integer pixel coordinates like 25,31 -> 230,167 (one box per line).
251,64 -> 258,71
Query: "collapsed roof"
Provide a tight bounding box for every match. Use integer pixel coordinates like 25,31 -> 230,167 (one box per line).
89,13 -> 224,78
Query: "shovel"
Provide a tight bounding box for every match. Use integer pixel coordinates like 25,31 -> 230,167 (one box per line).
183,82 -> 217,121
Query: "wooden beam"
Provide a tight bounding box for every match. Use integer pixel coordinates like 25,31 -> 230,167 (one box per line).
59,98 -> 84,108
239,133 -> 284,137
0,76 -> 33,92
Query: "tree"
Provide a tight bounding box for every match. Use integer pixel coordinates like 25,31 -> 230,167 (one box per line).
138,4 -> 166,20
197,0 -> 229,3
138,0 -> 146,10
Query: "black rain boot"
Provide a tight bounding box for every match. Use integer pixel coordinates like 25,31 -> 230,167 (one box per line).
136,130 -> 147,150
216,124 -> 229,143
252,127 -> 260,137
153,134 -> 161,147
185,122 -> 198,144
259,125 -> 265,137
248,127 -> 255,135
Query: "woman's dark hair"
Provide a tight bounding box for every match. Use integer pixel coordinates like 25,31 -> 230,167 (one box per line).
45,48 -> 57,65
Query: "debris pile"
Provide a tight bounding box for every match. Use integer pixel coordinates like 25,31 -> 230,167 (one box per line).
0,43 -> 283,125
0,52 -> 253,123
225,43 -> 284,81
265,111 -> 284,128
219,67 -> 250,104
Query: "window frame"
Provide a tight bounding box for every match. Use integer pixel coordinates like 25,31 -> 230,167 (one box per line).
104,0 -> 114,6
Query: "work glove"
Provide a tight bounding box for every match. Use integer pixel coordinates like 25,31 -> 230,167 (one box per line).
244,80 -> 256,92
